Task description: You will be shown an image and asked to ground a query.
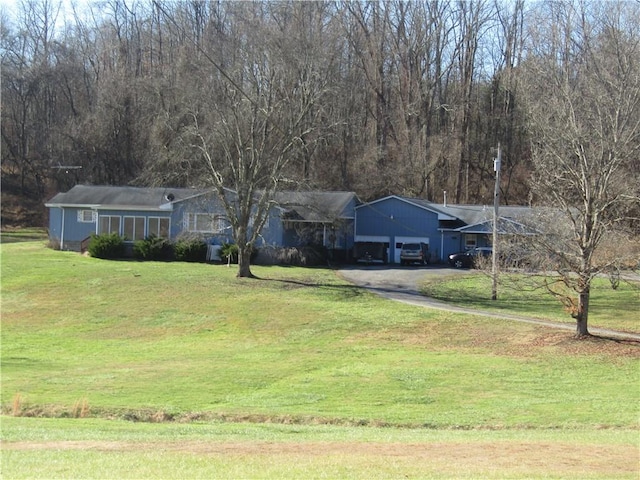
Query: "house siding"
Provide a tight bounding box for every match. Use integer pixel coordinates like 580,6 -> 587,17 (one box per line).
355,197 -> 484,262
170,193 -> 232,244
46,186 -> 358,258
356,197 -> 444,263
49,207 -> 98,250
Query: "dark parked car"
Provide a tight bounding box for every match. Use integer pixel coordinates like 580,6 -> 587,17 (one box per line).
400,242 -> 429,266
448,247 -> 492,268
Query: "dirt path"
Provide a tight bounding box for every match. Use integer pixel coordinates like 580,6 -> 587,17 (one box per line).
338,265 -> 640,341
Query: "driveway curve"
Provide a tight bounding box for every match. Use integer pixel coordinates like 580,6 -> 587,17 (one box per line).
337,265 -> 640,342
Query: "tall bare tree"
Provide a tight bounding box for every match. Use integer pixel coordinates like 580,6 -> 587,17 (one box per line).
522,0 -> 640,336
155,2 -> 324,277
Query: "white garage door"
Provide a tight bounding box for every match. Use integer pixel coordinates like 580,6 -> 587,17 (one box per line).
394,236 -> 430,264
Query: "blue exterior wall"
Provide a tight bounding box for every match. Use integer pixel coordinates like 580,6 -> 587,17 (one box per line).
172,192 -> 284,247
48,190 -> 356,255
49,206 -> 173,250
48,207 -> 63,245
170,192 -> 232,244
355,197 -> 462,262
440,229 -> 492,256
48,207 -> 99,250
356,197 -> 439,237
258,208 -> 285,246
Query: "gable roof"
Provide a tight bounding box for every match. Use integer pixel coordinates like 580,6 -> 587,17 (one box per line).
45,185 -> 207,210
355,195 -> 536,230
275,191 -> 358,223
435,203 -> 533,227
455,217 -> 536,235
356,195 -> 457,220
45,185 -> 358,222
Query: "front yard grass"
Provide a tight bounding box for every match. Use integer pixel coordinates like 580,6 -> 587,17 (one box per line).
1,240 -> 638,479
420,271 -> 640,333
2,417 -> 638,479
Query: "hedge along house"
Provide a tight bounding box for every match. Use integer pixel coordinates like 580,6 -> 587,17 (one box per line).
354,195 -> 534,263
45,185 -> 358,258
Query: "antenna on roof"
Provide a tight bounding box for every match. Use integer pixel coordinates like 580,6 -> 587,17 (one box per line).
51,165 -> 82,174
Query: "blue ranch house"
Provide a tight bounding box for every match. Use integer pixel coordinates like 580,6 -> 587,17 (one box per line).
45,185 -> 358,257
46,186 -> 533,264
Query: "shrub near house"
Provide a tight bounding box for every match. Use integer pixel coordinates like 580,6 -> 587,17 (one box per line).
133,235 -> 174,261
89,233 -> 208,263
87,233 -> 125,259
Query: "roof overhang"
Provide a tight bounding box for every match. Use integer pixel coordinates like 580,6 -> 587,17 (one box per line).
44,203 -> 170,212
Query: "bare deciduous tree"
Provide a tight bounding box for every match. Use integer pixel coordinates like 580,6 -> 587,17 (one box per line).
521,0 -> 640,336
156,2 -> 323,278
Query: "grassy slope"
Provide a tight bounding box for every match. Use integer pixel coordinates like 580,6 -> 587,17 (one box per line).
2,241 -> 638,429
420,272 -> 640,332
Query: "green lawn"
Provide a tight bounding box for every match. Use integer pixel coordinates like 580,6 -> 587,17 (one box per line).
1,240 -> 639,479
0,227 -> 48,244
2,416 -> 638,480
420,271 -> 640,333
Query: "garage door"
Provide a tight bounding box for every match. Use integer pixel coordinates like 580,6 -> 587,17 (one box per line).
355,235 -> 390,243
393,236 -> 430,264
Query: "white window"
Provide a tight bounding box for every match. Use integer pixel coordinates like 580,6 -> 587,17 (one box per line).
99,216 -> 121,235
148,217 -> 170,238
77,210 -> 97,223
465,234 -> 477,249
123,216 -> 146,241
185,213 -> 225,233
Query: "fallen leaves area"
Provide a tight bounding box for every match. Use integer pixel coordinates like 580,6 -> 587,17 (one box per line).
394,324 -> 640,360
3,439 -> 637,477
484,331 -> 640,359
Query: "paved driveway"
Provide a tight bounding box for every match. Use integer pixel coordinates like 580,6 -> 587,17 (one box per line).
338,264 -> 466,292
337,265 -> 640,341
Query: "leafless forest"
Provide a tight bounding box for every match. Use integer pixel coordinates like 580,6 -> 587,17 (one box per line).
1,0 -> 638,227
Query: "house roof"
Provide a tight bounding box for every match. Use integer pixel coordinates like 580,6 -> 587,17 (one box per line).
45,185 -> 207,210
46,185 -> 358,222
356,195 -> 535,230
455,217 -> 536,235
434,203 -> 533,227
356,195 -> 457,220
395,196 -> 534,228
275,191 -> 358,223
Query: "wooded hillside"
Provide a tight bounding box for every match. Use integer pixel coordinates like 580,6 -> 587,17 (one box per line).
1,0 -> 638,227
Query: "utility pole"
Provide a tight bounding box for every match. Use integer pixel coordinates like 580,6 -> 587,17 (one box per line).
492,144 -> 501,301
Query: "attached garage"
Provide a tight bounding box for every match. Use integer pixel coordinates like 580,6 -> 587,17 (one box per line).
353,235 -> 390,263
355,196 -> 451,263
393,236 -> 431,264
355,195 -> 536,264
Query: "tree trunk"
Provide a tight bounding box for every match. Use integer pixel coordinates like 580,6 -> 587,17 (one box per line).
575,288 -> 590,337
236,243 -> 255,278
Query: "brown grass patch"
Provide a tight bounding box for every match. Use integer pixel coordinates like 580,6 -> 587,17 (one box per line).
357,319 -> 640,360
3,439 -> 637,477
